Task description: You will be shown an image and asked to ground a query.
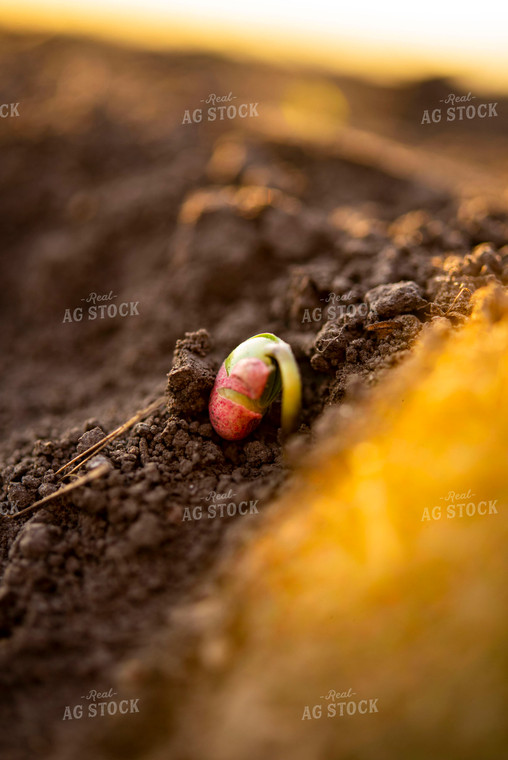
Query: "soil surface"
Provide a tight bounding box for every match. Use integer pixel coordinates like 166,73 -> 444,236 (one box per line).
0,29 -> 508,760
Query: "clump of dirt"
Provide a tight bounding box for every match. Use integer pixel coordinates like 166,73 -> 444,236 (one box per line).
165,329 -> 217,417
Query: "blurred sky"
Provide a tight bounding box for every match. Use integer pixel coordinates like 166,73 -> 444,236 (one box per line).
2,0 -> 508,90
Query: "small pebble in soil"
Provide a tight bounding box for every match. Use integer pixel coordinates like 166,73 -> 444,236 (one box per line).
76,427 -> 105,454
365,281 -> 427,318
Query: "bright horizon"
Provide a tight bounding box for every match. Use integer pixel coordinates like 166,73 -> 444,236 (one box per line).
2,0 -> 508,91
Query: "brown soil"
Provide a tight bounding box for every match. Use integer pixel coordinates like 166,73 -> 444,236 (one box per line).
0,30 -> 507,760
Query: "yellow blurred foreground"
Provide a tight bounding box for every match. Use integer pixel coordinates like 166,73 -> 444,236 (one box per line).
161,286 -> 508,760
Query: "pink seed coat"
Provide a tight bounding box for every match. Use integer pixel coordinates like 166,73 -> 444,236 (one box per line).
209,358 -> 270,440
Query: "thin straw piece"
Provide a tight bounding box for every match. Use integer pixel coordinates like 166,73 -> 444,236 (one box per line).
6,462 -> 110,520
55,397 -> 164,477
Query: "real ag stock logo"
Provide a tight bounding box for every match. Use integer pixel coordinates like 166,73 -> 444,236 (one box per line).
182,489 -> 259,522
62,291 -> 140,323
421,92 -> 498,125
301,292 -> 368,324
421,489 -> 499,521
301,688 -> 379,720
182,92 -> 259,125
0,103 -> 20,118
62,687 -> 140,721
